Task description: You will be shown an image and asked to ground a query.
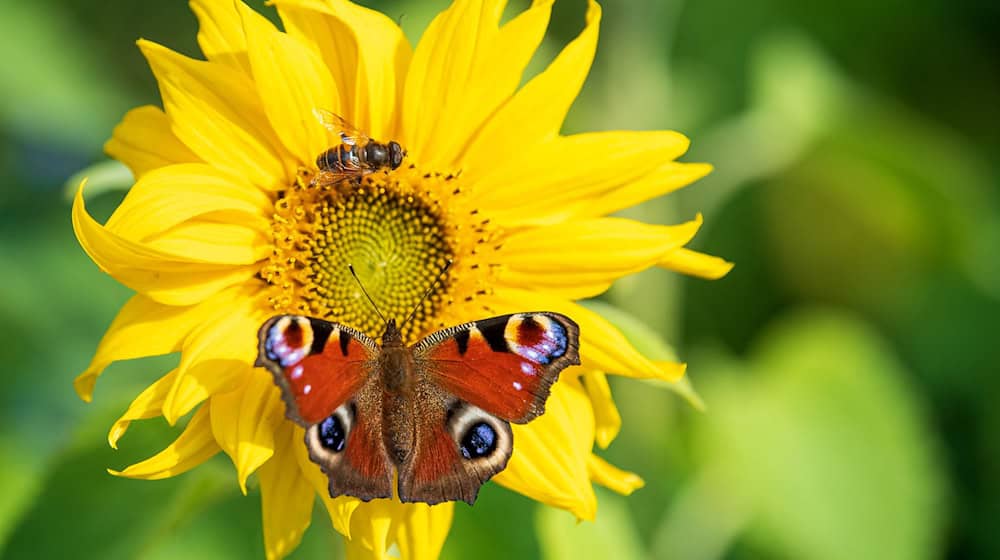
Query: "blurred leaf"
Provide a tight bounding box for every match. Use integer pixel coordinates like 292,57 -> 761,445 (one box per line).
536,490 -> 646,560
0,2 -> 137,149
64,160 -> 134,201
443,483 -> 541,560
685,32 -> 848,218
0,438 -> 45,548
582,300 -> 703,410
1,416 -> 233,560
677,310 -> 947,560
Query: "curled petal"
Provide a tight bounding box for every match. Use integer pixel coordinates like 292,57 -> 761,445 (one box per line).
210,366 -> 284,494
72,185 -> 259,305
103,163 -> 271,241
588,454 -> 644,496
109,405 -> 219,479
76,293 -> 216,401
104,106 -> 199,178
494,377 -> 596,520
108,368 -> 178,448
582,371 -> 621,449
259,422 -> 316,560
658,247 -> 735,279
161,285 -> 267,424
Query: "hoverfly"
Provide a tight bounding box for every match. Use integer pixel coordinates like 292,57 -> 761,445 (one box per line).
311,109 -> 405,187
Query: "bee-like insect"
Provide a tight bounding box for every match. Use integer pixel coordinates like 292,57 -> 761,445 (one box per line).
311,109 -> 405,187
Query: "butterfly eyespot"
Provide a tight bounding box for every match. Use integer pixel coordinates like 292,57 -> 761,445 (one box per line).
318,414 -> 347,452
459,422 -> 497,459
505,314 -> 568,365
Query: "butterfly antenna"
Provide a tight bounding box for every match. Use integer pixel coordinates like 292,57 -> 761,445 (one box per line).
400,259 -> 452,330
348,264 -> 388,324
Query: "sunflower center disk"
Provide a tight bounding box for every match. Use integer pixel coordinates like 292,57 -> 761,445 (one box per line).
263,167 -> 463,341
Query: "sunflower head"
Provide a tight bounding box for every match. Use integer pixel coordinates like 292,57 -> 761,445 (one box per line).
72,0 -> 732,558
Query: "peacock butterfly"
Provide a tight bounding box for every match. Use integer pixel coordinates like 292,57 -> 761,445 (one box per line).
254,310 -> 580,505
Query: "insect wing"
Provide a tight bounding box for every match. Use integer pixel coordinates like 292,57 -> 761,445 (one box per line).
412,312 -> 581,424
255,315 -> 378,425
312,108 -> 370,146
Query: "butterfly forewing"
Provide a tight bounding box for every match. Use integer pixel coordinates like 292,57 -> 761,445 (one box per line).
413,312 -> 581,424
255,315 -> 378,425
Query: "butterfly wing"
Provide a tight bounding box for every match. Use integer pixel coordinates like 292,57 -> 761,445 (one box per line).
397,395 -> 513,505
396,312 -> 580,504
256,315 -> 394,501
414,312 -> 581,423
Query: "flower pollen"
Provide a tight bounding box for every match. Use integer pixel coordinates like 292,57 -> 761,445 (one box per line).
263,163 -> 496,342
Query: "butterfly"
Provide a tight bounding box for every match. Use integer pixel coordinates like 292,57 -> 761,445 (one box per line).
254,311 -> 580,505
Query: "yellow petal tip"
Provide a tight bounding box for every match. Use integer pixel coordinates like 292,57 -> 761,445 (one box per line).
73,368 -> 98,402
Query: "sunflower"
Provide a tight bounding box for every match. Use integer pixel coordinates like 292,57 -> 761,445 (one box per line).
72,0 -> 732,558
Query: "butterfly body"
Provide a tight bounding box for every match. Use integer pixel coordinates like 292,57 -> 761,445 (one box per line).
256,312 -> 580,505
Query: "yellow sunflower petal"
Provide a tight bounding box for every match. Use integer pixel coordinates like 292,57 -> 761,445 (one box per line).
587,454 -> 644,496
162,285 -> 265,423
494,377 -> 596,520
259,422 -> 316,560
657,247 -> 735,279
103,163 -> 271,240
393,501 -> 454,560
497,215 -> 704,299
291,425 -> 361,538
145,219 -> 270,265
190,0 -> 254,74
486,288 -> 682,381
104,106 -> 199,178
239,2 -> 339,165
343,500 -> 453,560
210,366 -> 283,494
578,161 -> 714,219
582,371 -> 621,449
468,130 -> 690,220
75,294 -> 196,401
73,185 -> 258,305
109,405 -> 219,480
275,0 -> 410,138
459,0 -> 601,175
344,501 -> 395,559
108,368 -> 178,449
402,0 -> 553,165
138,39 -> 290,189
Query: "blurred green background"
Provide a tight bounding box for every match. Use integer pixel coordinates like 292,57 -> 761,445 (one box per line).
1,0 -> 997,558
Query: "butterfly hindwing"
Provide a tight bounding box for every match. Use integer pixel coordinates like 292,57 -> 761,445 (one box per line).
413,312 -> 581,424
304,387 -> 394,501
397,390 -> 514,505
